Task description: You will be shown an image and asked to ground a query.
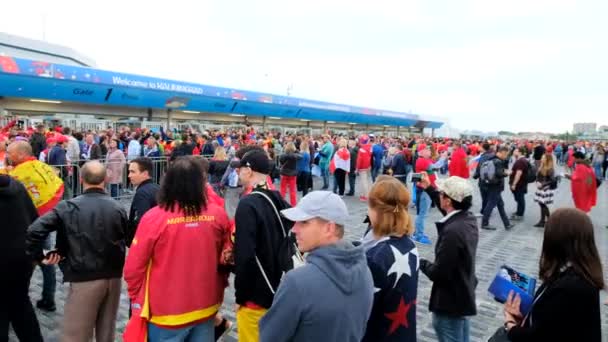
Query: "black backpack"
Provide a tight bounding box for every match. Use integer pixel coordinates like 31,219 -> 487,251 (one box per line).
526,159 -> 538,183
250,191 -> 304,293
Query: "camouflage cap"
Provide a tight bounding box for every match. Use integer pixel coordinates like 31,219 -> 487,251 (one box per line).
436,176 -> 473,203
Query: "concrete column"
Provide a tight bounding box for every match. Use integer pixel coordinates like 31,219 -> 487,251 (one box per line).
262,116 -> 267,131
431,128 -> 435,138
166,109 -> 172,130
323,120 -> 328,132
397,126 -> 401,137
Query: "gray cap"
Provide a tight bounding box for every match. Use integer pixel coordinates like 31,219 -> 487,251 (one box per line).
281,191 -> 349,226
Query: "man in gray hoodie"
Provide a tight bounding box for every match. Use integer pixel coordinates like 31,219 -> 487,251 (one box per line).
259,191 -> 374,342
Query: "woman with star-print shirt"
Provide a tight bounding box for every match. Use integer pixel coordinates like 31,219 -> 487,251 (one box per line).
362,176 -> 419,342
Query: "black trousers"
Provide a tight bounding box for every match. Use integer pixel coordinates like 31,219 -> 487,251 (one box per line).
512,189 -> 526,216
0,258 -> 43,342
334,169 -> 347,195
348,173 -> 356,195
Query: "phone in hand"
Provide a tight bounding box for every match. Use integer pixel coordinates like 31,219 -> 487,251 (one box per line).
411,173 -> 423,182
44,249 -> 60,258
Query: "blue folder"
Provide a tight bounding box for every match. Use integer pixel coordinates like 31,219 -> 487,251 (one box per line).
488,265 -> 537,315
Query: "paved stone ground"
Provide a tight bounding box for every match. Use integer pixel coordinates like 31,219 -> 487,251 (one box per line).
13,171 -> 608,341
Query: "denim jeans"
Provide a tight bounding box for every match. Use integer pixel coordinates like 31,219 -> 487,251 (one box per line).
41,235 -> 56,303
321,167 -> 330,189
415,191 -> 431,237
482,189 -> 510,227
371,165 -> 381,182
512,189 -> 526,216
148,319 -> 214,342
109,183 -> 121,198
479,185 -> 488,214
432,313 -> 470,342
593,164 -> 603,180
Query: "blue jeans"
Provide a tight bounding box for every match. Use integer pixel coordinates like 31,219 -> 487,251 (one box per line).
41,235 -> 56,303
321,167 -> 330,189
555,152 -> 562,164
148,319 -> 214,342
432,313 -> 470,342
593,164 -> 603,180
371,165 -> 381,182
109,183 -> 121,198
415,191 -> 431,237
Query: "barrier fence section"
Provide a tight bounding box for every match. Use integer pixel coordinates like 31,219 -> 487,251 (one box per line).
51,154 -> 231,200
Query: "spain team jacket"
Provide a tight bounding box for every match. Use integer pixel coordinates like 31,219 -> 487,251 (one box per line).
124,202 -> 231,327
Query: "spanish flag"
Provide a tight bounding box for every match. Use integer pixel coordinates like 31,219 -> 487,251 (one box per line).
10,158 -> 64,216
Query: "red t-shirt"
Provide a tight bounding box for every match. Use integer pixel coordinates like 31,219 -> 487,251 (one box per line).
416,157 -> 436,188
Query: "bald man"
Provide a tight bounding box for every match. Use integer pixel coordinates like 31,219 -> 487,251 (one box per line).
26,160 -> 128,342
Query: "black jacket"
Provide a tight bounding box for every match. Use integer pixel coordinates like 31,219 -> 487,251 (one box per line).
209,160 -> 230,184
477,155 -> 508,191
473,152 -> 494,185
349,146 -> 359,173
29,133 -> 46,158
26,188 -> 128,282
127,179 -> 159,247
279,152 -> 301,177
391,152 -> 409,177
508,268 -> 601,342
0,175 -> 38,262
234,188 -> 292,308
420,210 -> 479,317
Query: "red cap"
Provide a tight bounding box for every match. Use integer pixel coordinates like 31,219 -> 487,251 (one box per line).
56,134 -> 68,144
417,143 -> 427,151
46,137 -> 57,144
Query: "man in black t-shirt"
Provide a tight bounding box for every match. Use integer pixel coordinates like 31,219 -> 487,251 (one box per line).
509,147 -> 529,220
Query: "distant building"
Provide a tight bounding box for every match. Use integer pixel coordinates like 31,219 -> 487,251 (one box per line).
599,125 -> 608,133
572,123 -> 597,135
0,32 -> 96,67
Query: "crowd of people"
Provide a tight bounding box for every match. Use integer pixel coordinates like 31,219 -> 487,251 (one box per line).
0,120 -> 607,342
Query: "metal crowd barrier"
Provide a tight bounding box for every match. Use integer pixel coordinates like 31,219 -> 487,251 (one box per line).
53,155 -> 218,200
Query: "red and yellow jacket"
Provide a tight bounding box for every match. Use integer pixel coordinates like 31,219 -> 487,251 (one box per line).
124,203 -> 231,327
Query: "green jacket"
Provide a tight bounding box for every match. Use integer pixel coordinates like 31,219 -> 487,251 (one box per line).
319,142 -> 334,170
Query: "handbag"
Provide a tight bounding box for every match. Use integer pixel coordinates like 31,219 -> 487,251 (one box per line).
488,327 -> 510,342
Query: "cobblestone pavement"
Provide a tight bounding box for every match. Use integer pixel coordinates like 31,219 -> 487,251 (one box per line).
16,174 -> 608,342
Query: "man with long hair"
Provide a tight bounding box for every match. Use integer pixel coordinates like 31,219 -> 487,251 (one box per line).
124,156 -> 231,341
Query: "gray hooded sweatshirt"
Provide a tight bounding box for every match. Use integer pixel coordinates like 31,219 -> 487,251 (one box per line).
260,240 -> 374,342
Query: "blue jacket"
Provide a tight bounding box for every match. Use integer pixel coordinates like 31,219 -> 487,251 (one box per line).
260,241 -> 374,342
363,235 -> 419,342
372,144 -> 384,169
297,152 -> 311,173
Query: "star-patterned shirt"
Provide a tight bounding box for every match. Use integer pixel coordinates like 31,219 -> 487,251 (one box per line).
362,235 -> 419,342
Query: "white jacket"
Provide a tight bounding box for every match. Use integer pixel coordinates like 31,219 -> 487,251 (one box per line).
127,140 -> 142,160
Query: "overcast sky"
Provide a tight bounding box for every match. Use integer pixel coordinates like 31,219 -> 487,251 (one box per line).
2,0 -> 607,133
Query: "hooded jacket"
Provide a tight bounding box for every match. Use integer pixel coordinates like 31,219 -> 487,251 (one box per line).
260,240 -> 374,342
